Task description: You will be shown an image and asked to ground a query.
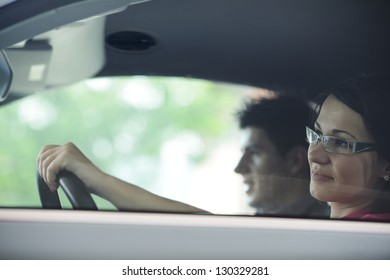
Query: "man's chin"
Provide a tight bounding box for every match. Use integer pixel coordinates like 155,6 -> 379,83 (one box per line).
246,197 -> 261,208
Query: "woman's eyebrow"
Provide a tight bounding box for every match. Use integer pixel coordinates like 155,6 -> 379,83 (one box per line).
332,129 -> 357,140
315,121 -> 357,139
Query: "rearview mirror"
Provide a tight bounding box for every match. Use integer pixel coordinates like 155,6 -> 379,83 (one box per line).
0,50 -> 12,102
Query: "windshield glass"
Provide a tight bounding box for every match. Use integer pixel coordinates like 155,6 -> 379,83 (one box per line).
0,76 -> 272,214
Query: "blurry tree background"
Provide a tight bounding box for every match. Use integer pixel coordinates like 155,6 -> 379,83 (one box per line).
0,76 -> 262,214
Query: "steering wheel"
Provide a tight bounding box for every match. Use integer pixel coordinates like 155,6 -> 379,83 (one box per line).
37,170 -> 98,210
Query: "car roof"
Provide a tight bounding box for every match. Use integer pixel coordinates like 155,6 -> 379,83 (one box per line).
1,0 -> 390,99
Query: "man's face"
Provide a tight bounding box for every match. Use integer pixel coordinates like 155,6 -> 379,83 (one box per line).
234,126 -> 288,210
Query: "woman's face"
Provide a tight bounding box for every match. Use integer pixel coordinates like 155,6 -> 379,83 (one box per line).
308,95 -> 388,205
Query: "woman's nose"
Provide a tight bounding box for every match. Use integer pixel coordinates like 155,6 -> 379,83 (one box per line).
307,142 -> 330,165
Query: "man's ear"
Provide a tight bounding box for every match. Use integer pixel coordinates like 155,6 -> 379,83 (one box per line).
284,145 -> 308,176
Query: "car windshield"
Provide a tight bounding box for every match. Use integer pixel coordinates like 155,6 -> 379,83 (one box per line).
0,76 -> 274,214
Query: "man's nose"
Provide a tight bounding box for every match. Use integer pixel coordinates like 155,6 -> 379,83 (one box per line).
234,155 -> 248,174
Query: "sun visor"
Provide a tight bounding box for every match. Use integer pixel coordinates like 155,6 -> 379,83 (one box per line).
6,41 -> 51,94
6,16 -> 105,94
0,0 -> 151,49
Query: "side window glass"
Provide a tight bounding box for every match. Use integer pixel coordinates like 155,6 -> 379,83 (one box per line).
0,76 -> 270,214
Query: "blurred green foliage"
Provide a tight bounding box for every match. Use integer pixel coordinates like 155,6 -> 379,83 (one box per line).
0,76 -> 248,209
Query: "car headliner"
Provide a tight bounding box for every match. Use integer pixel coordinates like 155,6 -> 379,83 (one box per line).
102,0 -> 390,97
1,0 -> 390,99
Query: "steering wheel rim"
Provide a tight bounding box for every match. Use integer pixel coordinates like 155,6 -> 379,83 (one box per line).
37,170 -> 98,210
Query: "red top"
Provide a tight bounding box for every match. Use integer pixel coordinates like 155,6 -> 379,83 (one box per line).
343,209 -> 390,221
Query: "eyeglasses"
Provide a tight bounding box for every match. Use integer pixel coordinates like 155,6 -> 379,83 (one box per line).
305,126 -> 377,154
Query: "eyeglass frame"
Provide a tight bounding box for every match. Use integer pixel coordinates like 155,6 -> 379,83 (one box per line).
305,126 -> 377,154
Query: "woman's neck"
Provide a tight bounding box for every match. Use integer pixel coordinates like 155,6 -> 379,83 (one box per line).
329,199 -> 374,218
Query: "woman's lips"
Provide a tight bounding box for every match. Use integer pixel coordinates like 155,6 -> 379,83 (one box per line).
311,171 -> 333,182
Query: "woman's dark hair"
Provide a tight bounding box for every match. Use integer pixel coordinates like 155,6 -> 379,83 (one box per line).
309,74 -> 390,213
